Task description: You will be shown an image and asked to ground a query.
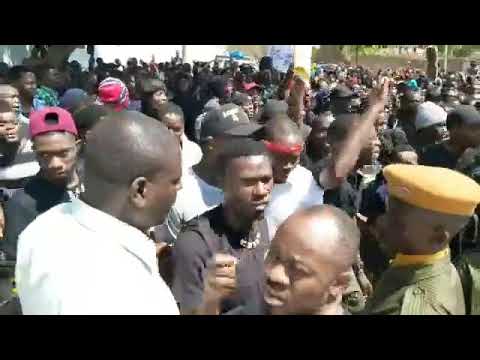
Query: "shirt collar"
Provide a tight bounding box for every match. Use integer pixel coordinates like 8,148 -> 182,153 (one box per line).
391,247 -> 450,267
70,198 -> 157,273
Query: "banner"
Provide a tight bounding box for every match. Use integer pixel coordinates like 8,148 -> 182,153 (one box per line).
268,45 -> 294,73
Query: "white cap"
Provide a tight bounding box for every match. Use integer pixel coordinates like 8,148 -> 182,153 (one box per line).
415,101 -> 447,131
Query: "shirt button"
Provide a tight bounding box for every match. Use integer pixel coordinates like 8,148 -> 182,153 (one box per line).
413,288 -> 423,296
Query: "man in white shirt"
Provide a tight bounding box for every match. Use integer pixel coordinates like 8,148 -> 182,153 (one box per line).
157,102 -> 202,171
16,111 -> 182,315
262,116 -> 324,239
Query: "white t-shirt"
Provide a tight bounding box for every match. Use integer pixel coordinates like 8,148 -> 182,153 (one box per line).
194,98 -> 220,142
264,165 -> 324,240
181,134 -> 202,171
16,199 -> 179,315
167,167 -> 224,239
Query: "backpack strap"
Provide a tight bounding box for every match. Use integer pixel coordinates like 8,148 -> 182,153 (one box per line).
458,224 -> 464,258
472,214 -> 479,246
466,263 -> 480,315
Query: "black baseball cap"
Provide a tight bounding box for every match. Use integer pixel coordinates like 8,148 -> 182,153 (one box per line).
330,84 -> 354,99
200,104 -> 263,141
255,99 -> 288,123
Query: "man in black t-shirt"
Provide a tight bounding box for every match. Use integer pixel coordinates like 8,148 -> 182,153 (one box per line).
172,138 -> 273,314
420,105 -> 480,169
318,113 -> 381,218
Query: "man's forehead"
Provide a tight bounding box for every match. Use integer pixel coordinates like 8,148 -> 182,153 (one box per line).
0,86 -> 18,96
48,68 -> 61,76
34,131 -> 76,146
164,112 -> 182,120
0,112 -> 17,123
273,133 -> 303,146
231,155 -> 271,170
278,215 -> 339,255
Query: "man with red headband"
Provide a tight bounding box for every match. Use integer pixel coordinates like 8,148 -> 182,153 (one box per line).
262,80 -> 388,313
263,115 -> 324,239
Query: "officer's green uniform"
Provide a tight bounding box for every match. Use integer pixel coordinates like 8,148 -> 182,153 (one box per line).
364,164 -> 480,315
365,250 -> 465,315
455,251 -> 480,315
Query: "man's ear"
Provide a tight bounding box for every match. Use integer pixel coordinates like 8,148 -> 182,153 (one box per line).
432,225 -> 449,247
84,129 -> 92,143
328,270 -> 351,301
75,138 -> 82,153
129,177 -> 148,208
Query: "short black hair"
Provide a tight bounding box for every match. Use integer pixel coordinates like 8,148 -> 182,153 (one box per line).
208,76 -> 228,100
35,64 -> 56,81
0,62 -> 9,77
379,128 -> 410,161
327,114 -> 360,144
158,102 -> 184,123
73,105 -> 110,134
457,147 -> 480,184
425,86 -> 442,103
447,105 -> 480,130
393,143 -> 415,154
263,115 -> 302,142
218,138 -> 271,177
140,77 -> 167,96
8,65 -> 34,83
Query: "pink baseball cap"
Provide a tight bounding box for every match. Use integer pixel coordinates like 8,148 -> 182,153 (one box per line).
29,107 -> 78,139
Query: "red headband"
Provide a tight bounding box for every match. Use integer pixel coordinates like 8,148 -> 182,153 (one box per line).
263,140 -> 303,156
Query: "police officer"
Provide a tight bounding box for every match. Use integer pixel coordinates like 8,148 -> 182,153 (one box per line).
365,164 -> 480,315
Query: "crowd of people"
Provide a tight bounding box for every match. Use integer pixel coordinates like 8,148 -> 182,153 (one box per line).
1,49 -> 480,315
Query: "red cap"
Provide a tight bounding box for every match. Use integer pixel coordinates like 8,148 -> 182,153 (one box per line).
29,107 -> 78,139
97,77 -> 130,112
243,82 -> 261,91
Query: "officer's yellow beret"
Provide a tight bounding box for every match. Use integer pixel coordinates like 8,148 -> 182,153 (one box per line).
383,164 -> 480,216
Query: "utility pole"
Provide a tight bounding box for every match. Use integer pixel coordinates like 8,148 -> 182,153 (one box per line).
182,45 -> 188,64
444,45 -> 449,72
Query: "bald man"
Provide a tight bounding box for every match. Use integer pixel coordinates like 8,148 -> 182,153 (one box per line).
200,205 -> 360,315
16,111 -> 182,315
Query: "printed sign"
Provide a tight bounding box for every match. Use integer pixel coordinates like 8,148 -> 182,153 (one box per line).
268,45 -> 294,73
